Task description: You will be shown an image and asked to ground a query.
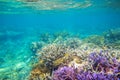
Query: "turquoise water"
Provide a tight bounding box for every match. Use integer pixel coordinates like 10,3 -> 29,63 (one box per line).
0,0 -> 120,80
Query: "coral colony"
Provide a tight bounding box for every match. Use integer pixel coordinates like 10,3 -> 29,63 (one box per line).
29,30 -> 120,80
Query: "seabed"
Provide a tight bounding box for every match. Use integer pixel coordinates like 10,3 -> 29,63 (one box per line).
0,29 -> 120,80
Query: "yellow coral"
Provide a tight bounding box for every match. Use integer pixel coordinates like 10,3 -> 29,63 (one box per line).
30,67 -> 50,80
68,56 -> 85,69
39,59 -> 44,64
53,53 -> 70,67
53,53 -> 83,69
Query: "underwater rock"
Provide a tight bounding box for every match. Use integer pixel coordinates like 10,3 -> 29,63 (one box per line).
15,62 -> 26,69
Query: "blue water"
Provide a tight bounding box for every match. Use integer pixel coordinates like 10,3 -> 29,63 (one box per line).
0,8 -> 120,35
0,0 -> 120,80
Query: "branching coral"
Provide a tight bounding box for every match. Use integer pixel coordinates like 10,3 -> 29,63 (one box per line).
52,66 -> 77,80
29,31 -> 120,80
83,35 -> 105,47
52,66 -> 119,80
52,51 -> 120,80
30,41 -> 46,53
83,29 -> 120,49
88,51 -> 120,74
29,37 -> 102,79
77,71 -> 119,80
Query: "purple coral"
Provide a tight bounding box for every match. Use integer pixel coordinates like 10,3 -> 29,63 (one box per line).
52,66 -> 119,80
52,66 -> 77,80
52,51 -> 120,80
77,71 -> 118,80
89,51 -> 120,74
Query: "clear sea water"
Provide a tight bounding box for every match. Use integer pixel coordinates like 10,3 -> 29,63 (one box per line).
0,0 -> 120,80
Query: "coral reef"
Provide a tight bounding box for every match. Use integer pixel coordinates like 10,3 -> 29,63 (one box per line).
29,30 -> 120,80
88,51 -> 120,74
30,41 -> 46,53
83,35 -> 105,47
52,66 -> 77,80
29,37 -> 103,79
30,31 -> 80,54
52,51 -> 120,80
83,29 -> 120,49
52,66 -> 119,80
